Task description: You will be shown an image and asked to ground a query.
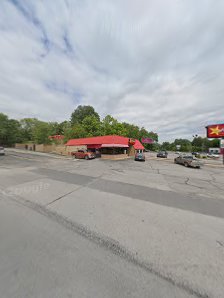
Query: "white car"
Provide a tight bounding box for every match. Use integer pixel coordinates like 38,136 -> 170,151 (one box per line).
0,147 -> 5,155
207,153 -> 220,159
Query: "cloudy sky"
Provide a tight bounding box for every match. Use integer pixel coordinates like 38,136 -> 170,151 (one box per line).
0,0 -> 224,142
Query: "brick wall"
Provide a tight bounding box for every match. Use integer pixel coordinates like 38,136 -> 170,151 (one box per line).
15,143 -> 35,150
66,145 -> 87,155
101,154 -> 129,160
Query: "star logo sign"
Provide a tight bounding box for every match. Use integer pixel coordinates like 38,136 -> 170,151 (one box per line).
210,126 -> 222,136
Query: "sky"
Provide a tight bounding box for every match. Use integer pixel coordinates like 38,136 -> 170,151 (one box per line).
0,0 -> 224,142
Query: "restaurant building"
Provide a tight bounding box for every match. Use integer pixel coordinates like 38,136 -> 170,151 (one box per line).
66,135 -> 144,159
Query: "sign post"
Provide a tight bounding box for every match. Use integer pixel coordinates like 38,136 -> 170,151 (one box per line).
206,124 -> 224,166
221,139 -> 224,165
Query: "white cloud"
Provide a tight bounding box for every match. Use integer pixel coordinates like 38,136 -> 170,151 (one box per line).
0,0 -> 224,141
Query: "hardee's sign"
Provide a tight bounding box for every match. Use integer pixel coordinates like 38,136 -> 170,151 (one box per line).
206,124 -> 224,138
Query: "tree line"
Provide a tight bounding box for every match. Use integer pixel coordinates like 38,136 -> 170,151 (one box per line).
161,137 -> 220,153
0,105 -> 158,148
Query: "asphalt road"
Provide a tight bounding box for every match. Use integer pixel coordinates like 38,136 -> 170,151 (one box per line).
0,197 -> 194,298
1,150 -> 224,297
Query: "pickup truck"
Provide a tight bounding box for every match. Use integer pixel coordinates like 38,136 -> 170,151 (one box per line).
174,154 -> 202,168
71,150 -> 95,160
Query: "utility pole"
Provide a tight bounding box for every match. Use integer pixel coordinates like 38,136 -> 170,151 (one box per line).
221,138 -> 224,165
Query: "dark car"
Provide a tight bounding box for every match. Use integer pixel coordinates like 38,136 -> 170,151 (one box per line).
93,149 -> 101,158
157,151 -> 168,158
174,155 -> 202,168
135,152 -> 145,161
0,146 -> 5,155
192,152 -> 200,158
71,150 -> 95,160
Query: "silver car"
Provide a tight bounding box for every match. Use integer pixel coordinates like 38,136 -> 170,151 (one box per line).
0,146 -> 5,155
174,154 -> 202,168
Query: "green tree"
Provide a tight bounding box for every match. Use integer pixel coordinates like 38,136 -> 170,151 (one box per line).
192,136 -> 204,151
20,118 -> 39,142
161,142 -> 172,151
57,121 -> 71,135
0,113 -> 21,146
32,121 -> 53,144
0,113 -> 8,144
209,138 -> 220,148
71,105 -> 100,125
82,115 -> 102,137
174,139 -> 192,152
191,137 -> 215,152
64,124 -> 87,142
101,115 -> 127,136
122,123 -> 140,139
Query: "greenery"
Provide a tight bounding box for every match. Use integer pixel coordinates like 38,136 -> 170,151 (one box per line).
70,105 -> 100,125
0,113 -> 22,146
0,105 -> 220,152
0,106 -> 158,147
161,136 -> 220,153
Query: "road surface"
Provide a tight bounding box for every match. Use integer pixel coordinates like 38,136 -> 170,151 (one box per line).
1,150 -> 224,297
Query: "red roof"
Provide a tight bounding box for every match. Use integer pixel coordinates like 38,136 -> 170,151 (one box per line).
66,135 -> 144,150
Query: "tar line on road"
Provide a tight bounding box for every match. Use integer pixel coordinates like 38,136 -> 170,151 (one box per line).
33,168 -> 224,219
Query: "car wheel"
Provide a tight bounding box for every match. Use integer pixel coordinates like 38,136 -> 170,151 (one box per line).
85,155 -> 89,160
174,160 -> 177,164
184,162 -> 188,167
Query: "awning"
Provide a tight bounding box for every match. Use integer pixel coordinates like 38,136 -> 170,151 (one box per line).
101,144 -> 129,148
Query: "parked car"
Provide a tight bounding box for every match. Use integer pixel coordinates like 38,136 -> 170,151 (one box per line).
135,152 -> 145,161
71,150 -> 95,160
94,149 -> 101,158
0,146 -> 5,155
157,151 -> 168,158
174,155 -> 202,168
207,153 -> 220,159
192,152 -> 200,157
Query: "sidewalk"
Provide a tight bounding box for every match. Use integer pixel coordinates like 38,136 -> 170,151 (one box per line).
6,148 -> 73,160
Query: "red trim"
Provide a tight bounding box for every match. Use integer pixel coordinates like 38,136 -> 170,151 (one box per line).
101,144 -> 129,148
87,144 -> 101,149
66,135 -> 144,150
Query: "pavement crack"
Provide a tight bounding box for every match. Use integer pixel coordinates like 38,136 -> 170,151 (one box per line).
216,240 -> 224,248
46,173 -> 106,206
46,188 -> 80,206
185,178 -> 190,184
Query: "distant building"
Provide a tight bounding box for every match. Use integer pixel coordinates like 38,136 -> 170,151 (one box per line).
66,135 -> 144,159
208,148 -> 220,154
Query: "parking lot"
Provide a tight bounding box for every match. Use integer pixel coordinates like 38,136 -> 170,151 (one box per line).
1,149 -> 224,298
